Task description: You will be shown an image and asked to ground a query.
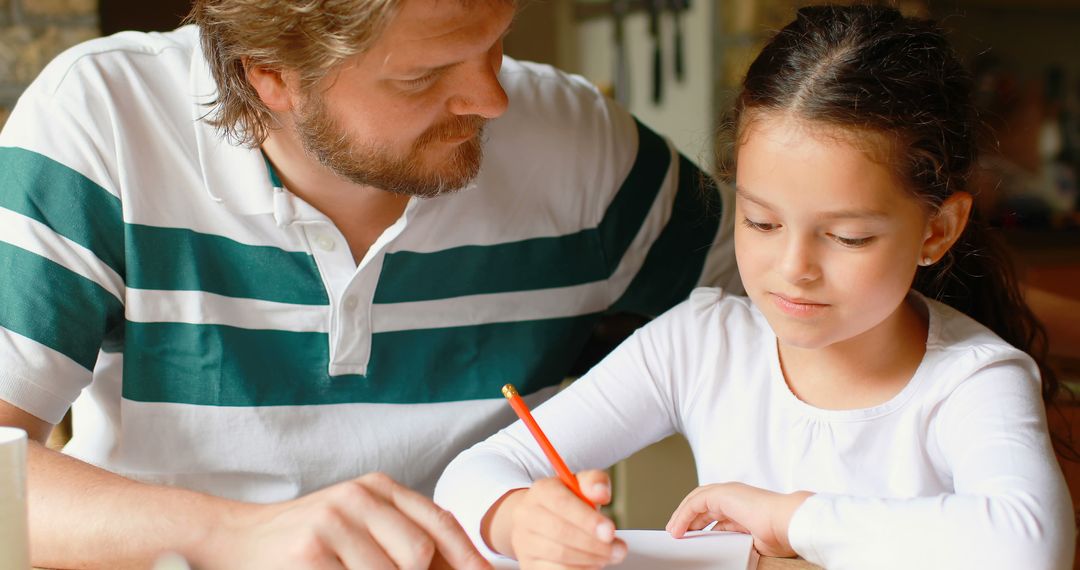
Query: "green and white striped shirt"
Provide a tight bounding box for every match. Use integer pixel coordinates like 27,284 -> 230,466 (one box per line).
0,26 -> 738,500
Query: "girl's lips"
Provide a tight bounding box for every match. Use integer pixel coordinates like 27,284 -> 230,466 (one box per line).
770,292 -> 829,317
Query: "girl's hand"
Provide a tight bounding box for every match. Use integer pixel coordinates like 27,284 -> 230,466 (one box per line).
483,470 -> 627,569
665,482 -> 813,558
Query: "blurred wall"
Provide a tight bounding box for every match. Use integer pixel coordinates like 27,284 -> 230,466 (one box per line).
0,0 -> 99,128
941,5 -> 1080,79
575,1 -> 717,167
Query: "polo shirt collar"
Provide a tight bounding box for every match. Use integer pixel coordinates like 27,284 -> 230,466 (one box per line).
189,35 -> 275,216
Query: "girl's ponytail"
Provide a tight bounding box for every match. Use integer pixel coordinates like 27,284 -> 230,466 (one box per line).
914,211 -> 1058,404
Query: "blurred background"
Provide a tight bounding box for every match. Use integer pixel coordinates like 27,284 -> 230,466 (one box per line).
1,0 -> 1077,549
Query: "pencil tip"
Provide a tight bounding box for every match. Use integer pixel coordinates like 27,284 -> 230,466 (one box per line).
501,384 -> 518,399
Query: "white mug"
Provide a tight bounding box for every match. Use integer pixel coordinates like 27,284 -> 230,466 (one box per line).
0,427 -> 29,570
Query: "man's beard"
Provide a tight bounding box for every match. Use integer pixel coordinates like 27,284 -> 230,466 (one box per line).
294,95 -> 486,198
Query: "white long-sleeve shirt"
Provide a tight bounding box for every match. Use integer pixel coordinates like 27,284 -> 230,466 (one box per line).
435,288 -> 1075,569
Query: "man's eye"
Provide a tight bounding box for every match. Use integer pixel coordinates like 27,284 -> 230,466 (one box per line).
398,75 -> 437,90
741,218 -> 778,232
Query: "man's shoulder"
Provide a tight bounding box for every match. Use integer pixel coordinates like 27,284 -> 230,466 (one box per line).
498,57 -> 603,100
30,26 -> 197,96
0,25 -> 211,214
496,56 -> 624,130
484,57 -> 640,183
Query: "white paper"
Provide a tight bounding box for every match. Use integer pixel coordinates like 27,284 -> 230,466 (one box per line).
0,426 -> 30,570
489,529 -> 758,569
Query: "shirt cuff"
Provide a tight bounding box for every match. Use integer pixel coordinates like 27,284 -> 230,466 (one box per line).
0,370 -> 73,424
787,492 -> 836,567
434,457 -> 535,561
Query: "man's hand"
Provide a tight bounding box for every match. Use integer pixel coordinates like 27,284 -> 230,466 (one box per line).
196,472 -> 492,570
3,397 -> 487,570
484,470 -> 626,570
666,482 -> 813,558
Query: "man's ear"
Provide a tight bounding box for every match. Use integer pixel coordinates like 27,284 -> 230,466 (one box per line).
244,57 -> 298,112
920,191 -> 973,265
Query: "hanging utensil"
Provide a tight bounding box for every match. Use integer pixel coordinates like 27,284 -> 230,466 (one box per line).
647,0 -> 663,105
612,0 -> 631,106
669,0 -> 687,82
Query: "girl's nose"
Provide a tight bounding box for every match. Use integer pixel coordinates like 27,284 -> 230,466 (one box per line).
777,235 -> 822,284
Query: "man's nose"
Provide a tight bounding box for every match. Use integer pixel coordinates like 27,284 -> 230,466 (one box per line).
447,57 -> 509,119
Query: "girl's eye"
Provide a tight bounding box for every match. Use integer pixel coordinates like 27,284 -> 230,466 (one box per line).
831,234 -> 875,248
741,218 -> 778,232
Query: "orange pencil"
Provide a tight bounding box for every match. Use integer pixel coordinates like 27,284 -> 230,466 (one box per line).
501,384 -> 595,507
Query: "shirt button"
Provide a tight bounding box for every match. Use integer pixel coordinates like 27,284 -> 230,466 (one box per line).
343,296 -> 358,311
314,234 -> 335,251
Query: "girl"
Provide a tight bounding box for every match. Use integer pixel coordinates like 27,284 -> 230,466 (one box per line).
435,5 -> 1074,569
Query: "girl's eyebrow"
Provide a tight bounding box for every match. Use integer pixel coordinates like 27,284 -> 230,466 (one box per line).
735,186 -> 889,220
734,186 -> 776,210
819,208 -> 889,221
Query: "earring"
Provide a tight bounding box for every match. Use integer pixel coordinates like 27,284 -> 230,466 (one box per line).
919,256 -> 934,267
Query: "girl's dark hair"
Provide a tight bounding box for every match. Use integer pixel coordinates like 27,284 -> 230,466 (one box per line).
722,5 -> 1063,409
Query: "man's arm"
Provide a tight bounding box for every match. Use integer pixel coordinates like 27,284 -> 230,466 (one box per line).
4,399 -> 246,569
2,399 -> 491,570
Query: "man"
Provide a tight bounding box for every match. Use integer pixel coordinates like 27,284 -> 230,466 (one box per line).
0,0 -> 738,567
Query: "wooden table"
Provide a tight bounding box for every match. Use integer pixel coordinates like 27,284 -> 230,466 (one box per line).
759,556 -> 823,569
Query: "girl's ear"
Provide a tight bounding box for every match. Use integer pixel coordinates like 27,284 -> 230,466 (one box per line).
920,191 -> 973,265
244,58 -> 300,113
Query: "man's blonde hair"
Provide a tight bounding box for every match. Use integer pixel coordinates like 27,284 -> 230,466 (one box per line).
188,0 -> 400,147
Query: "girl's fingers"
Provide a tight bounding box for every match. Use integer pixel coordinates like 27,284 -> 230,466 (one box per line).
686,513 -> 717,532
517,500 -> 618,565
667,486 -> 729,537
518,527 -> 627,568
669,485 -> 714,517
711,518 -> 751,535
575,470 -> 612,505
667,501 -> 710,536
670,511 -> 712,533
531,478 -> 615,544
517,558 -> 605,570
